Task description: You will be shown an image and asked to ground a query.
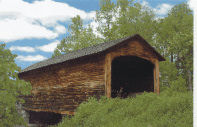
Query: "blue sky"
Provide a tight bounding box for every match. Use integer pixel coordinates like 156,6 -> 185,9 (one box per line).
0,0 -> 193,70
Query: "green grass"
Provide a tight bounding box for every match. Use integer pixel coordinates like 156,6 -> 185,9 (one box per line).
57,89 -> 192,127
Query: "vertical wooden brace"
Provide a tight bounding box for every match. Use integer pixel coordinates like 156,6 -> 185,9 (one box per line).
154,59 -> 160,94
105,54 -> 111,98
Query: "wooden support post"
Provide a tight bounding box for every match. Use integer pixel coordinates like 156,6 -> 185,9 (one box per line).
105,54 -> 111,98
154,59 -> 160,94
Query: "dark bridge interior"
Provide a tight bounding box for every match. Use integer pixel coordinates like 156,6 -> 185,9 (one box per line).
28,111 -> 62,126
111,56 -> 154,98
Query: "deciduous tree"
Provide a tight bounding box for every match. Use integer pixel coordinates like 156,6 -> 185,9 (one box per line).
53,15 -> 103,57
0,44 -> 31,127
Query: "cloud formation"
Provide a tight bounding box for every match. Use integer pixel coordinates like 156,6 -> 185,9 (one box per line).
141,1 -> 173,16
54,25 -> 66,34
0,0 -> 95,42
10,46 -> 35,52
153,3 -> 173,16
9,40 -> 60,54
16,55 -> 47,62
0,18 -> 58,42
37,40 -> 60,52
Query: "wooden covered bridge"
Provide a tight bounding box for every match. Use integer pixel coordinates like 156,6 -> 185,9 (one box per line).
18,34 -> 165,125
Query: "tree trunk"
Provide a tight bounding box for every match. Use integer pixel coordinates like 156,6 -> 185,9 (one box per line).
170,53 -> 173,63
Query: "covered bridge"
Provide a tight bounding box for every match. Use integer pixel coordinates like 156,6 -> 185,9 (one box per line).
18,34 -> 165,125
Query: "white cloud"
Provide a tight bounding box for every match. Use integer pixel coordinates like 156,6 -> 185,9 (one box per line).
0,0 -> 95,42
153,3 -> 173,16
16,55 -> 47,62
9,46 -> 35,52
9,40 -> 61,53
141,1 -> 149,7
54,25 -> 66,34
86,11 -> 96,20
37,40 -> 60,52
0,18 -> 58,42
141,1 -> 173,16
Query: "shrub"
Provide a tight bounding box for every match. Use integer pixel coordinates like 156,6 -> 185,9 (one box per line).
57,89 -> 192,127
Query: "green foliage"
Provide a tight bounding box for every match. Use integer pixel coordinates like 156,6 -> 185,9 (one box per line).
96,0 -> 157,43
52,15 -> 103,57
96,0 -> 116,40
155,3 -> 193,89
159,58 -> 178,87
164,76 -> 187,93
0,44 -> 31,127
57,88 -> 192,127
53,0 -> 158,56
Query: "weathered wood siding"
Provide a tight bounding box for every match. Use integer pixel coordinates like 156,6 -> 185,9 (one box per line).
105,40 -> 159,97
21,55 -> 105,115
